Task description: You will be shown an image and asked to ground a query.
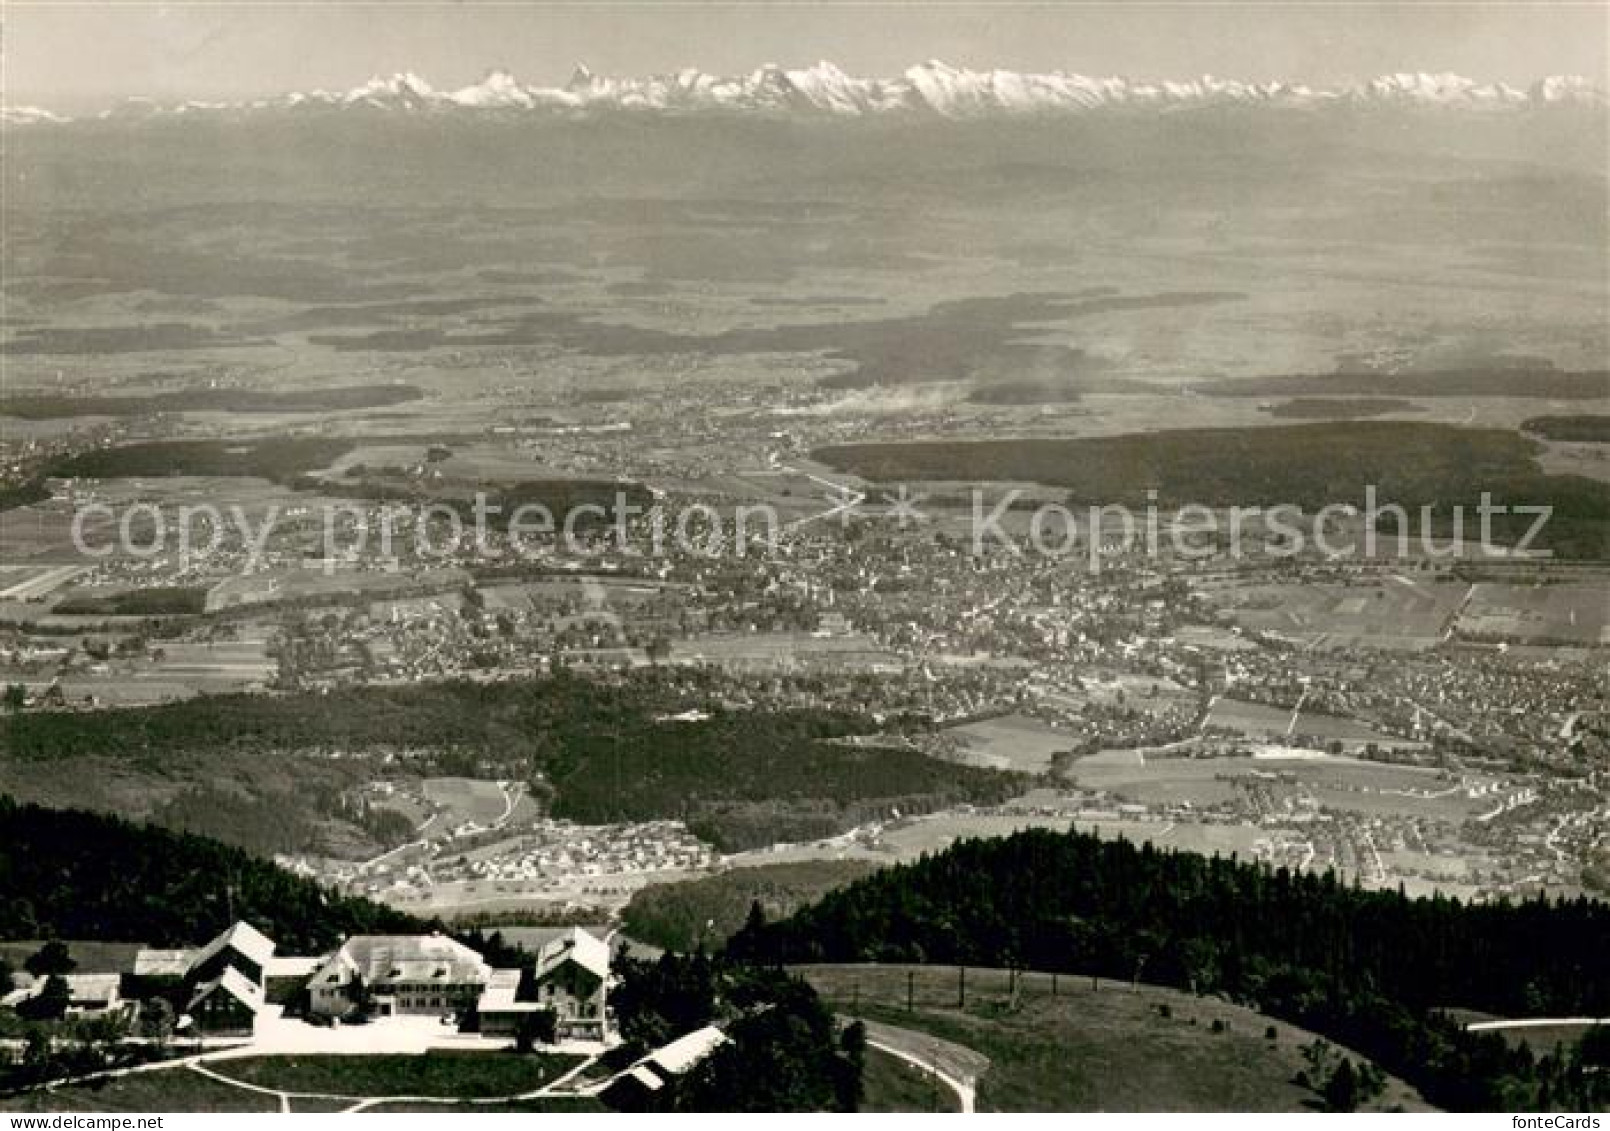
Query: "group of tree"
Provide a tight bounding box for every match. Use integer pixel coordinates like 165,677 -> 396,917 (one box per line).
816,421 -> 1610,558
0,796 -> 425,951
728,826 -> 1610,1111
621,860 -> 878,952
3,672 -> 1020,852
608,949 -> 863,1112
0,802 -> 868,1109
0,384 -> 423,420
1297,1039 -> 1387,1112
0,1021 -> 164,1093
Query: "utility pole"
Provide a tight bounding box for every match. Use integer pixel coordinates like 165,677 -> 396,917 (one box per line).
957,965 -> 966,1008
907,969 -> 915,1012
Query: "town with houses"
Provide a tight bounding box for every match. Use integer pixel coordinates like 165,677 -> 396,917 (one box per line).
1,4 -> 1608,1112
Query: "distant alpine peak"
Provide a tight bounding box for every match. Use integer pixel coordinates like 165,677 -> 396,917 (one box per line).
0,105 -> 70,125
9,61 -> 1605,124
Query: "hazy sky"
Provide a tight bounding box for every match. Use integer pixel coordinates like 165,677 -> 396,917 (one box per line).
5,2 -> 1607,111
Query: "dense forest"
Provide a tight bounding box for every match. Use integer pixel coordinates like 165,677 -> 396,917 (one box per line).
0,479 -> 50,512
815,422 -> 1610,557
9,438 -> 649,529
731,827 -> 1610,1111
1204,369 -> 1610,401
1261,398 -> 1419,420
46,437 -> 359,484
1,673 -> 1018,851
0,384 -> 424,419
622,860 -> 878,952
0,797 -> 424,950
1522,416 -> 1610,443
52,586 -> 209,616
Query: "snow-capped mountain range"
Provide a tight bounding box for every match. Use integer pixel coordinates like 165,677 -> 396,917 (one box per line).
5,61 -> 1605,123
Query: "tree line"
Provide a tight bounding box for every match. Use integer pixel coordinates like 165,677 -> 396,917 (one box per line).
0,796 -> 423,951
729,826 -> 1610,1111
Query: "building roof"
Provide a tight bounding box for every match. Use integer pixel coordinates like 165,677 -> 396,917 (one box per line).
534,927 -> 610,983
0,973 -> 121,1009
187,966 -> 265,1014
605,1026 -> 727,1096
624,1065 -> 667,1092
135,948 -> 198,978
187,921 -> 276,978
477,968 -> 546,1014
647,1025 -> 728,1076
265,955 -> 323,978
64,974 -> 122,1006
314,935 -> 490,988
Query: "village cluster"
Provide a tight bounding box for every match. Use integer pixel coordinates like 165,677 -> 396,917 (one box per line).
5,922 -> 610,1044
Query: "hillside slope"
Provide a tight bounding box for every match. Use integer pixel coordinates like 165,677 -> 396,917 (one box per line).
736,826 -> 1610,1110
802,964 -> 1432,1111
0,796 -> 424,951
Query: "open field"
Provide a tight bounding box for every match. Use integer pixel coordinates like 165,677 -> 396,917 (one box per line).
1205,697 -> 1410,749
1474,1023 -> 1606,1057
0,940 -> 145,974
861,1044 -> 963,1112
1455,582 -> 1610,644
1213,578 -> 1469,648
878,812 -> 1083,856
669,631 -> 902,673
1063,751 -> 1482,823
940,713 -> 1078,773
208,1052 -> 582,1098
800,964 -> 1431,1112
421,777 -> 514,829
0,564 -> 88,601
1204,698 -> 1295,736
0,1066 -> 281,1113
0,635 -> 281,705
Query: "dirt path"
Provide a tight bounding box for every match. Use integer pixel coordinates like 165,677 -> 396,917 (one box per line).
22,1047 -> 601,1114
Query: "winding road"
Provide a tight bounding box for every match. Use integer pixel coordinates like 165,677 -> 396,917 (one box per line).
858,1018 -> 988,1114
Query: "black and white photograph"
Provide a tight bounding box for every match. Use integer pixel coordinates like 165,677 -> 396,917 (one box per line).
0,0 -> 1606,1117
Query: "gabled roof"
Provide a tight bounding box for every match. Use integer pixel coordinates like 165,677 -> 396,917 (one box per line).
534,927 -> 610,982
605,1026 -> 727,1096
265,955 -> 322,978
312,935 -> 490,988
647,1025 -> 728,1076
187,921 -> 276,977
135,948 -> 198,978
187,966 -> 264,1014
478,968 -> 545,1014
